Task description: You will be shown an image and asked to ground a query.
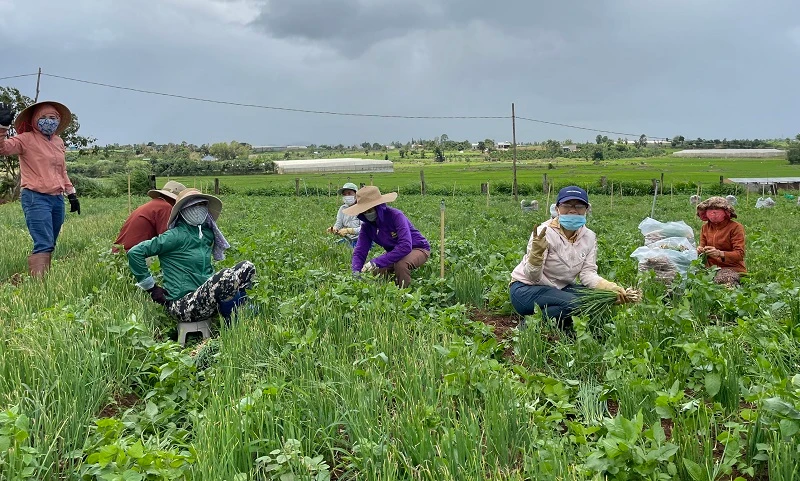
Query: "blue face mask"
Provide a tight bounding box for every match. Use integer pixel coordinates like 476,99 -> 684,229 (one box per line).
559,214 -> 586,231
37,118 -> 60,136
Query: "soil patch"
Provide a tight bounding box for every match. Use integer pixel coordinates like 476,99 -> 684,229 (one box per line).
468,309 -> 521,358
98,391 -> 140,418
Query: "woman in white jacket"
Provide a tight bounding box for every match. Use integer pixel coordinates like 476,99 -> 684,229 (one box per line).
509,186 -> 637,330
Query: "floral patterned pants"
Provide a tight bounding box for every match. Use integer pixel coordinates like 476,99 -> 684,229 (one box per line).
166,261 -> 255,323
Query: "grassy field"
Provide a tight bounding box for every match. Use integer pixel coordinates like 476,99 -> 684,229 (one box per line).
2,192 -> 800,479
170,156 -> 800,195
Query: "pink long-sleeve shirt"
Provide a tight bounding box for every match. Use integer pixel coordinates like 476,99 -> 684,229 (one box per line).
0,131 -> 75,195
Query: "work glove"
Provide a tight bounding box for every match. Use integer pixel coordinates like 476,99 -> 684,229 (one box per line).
67,193 -> 80,214
148,286 -> 168,305
597,280 -> 641,304
361,261 -> 378,273
0,103 -> 14,130
527,226 -> 548,267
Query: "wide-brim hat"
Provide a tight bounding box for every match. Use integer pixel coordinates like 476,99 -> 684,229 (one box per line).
14,101 -> 72,136
148,181 -> 187,201
343,186 -> 397,216
337,182 -> 359,195
697,196 -> 737,220
168,188 -> 223,227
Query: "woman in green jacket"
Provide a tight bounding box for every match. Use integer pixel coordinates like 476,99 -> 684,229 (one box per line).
127,189 -> 255,324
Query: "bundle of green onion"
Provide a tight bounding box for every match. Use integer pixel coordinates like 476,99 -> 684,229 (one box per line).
573,287 -> 642,319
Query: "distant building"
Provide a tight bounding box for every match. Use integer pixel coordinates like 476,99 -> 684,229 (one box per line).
252,146 -> 286,153
562,144 -> 579,153
497,141 -> 512,150
201,155 -> 218,161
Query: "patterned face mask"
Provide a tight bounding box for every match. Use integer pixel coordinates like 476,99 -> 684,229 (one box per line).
37,118 -> 60,136
181,204 -> 209,226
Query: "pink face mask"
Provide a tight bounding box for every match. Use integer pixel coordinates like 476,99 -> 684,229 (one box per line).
706,209 -> 727,223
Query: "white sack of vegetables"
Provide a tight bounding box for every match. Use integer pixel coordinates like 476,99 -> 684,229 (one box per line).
637,217 -> 695,245
755,197 -> 776,209
630,237 -> 698,283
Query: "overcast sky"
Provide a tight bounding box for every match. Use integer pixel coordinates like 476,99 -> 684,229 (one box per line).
1,0 -> 799,146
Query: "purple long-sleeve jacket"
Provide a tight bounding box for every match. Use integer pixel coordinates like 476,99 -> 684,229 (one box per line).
351,204 -> 430,272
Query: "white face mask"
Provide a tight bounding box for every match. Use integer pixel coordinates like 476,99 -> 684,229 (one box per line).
343,195 -> 355,206
364,210 -> 377,222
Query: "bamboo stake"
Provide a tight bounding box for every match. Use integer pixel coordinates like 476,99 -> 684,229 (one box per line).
610,182 -> 614,211
440,200 -> 445,278
127,174 -> 131,214
545,183 -> 552,211
486,180 -> 490,207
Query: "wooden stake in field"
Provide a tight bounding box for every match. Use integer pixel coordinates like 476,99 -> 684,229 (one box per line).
486,180 -> 490,207
127,173 -> 132,214
440,200 -> 445,278
545,183 -> 551,210
610,183 -> 614,211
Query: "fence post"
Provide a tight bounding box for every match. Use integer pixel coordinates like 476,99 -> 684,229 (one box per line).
660,173 -> 665,195
719,175 -> 724,186
328,182 -> 332,197
370,174 -> 374,186
295,178 -> 300,196
543,173 -> 549,194
420,169 -> 426,195
214,178 -> 219,195
148,175 -> 156,190
440,200 -> 445,278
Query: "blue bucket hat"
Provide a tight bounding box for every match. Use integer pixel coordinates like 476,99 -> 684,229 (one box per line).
556,186 -> 589,205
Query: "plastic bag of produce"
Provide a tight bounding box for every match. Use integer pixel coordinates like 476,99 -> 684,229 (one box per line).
630,237 -> 698,282
638,217 -> 695,245
755,197 -> 775,208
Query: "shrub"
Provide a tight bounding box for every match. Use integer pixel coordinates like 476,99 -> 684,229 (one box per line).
787,144 -> 800,165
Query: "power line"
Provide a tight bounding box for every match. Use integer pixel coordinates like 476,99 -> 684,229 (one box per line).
516,116 -> 666,140
0,73 -> 39,82
28,71 -> 669,138
42,73 -> 508,120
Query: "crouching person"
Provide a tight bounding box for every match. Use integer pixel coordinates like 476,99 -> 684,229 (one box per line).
127,189 -> 255,324
345,186 -> 430,288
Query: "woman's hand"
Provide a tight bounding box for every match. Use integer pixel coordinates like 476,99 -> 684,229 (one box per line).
704,247 -> 723,259
527,226 -> 548,266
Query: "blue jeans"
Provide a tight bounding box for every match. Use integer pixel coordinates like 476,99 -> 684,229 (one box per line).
509,281 -> 584,326
21,189 -> 65,254
336,237 -> 358,248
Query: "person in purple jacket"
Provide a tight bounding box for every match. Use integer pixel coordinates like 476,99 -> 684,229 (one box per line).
344,186 -> 431,288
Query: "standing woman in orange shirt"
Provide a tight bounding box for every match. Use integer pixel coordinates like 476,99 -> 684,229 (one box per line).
0,101 -> 81,278
696,196 -> 746,286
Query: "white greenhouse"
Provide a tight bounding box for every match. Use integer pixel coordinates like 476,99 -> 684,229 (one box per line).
672,149 -> 786,158
273,158 -> 394,175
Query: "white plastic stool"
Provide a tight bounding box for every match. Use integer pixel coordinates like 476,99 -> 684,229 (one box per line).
177,320 -> 211,346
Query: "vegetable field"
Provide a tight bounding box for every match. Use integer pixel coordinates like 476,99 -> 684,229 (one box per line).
1,193 -> 800,480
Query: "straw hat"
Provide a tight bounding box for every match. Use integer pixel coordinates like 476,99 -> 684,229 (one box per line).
696,196 -> 737,220
337,182 -> 359,195
14,101 -> 72,136
343,186 -> 397,216
167,188 -> 223,227
148,181 -> 187,201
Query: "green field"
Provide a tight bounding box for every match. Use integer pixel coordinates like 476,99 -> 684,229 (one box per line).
169,156 -> 800,195
2,193 -> 800,479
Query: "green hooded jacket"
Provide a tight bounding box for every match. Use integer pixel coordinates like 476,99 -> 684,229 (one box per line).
128,221 -> 214,301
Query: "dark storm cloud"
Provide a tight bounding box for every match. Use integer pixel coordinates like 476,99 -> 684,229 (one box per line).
1,0 -> 800,145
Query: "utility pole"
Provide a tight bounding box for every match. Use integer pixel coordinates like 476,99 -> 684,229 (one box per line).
34,68 -> 42,103
512,103 -> 518,202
